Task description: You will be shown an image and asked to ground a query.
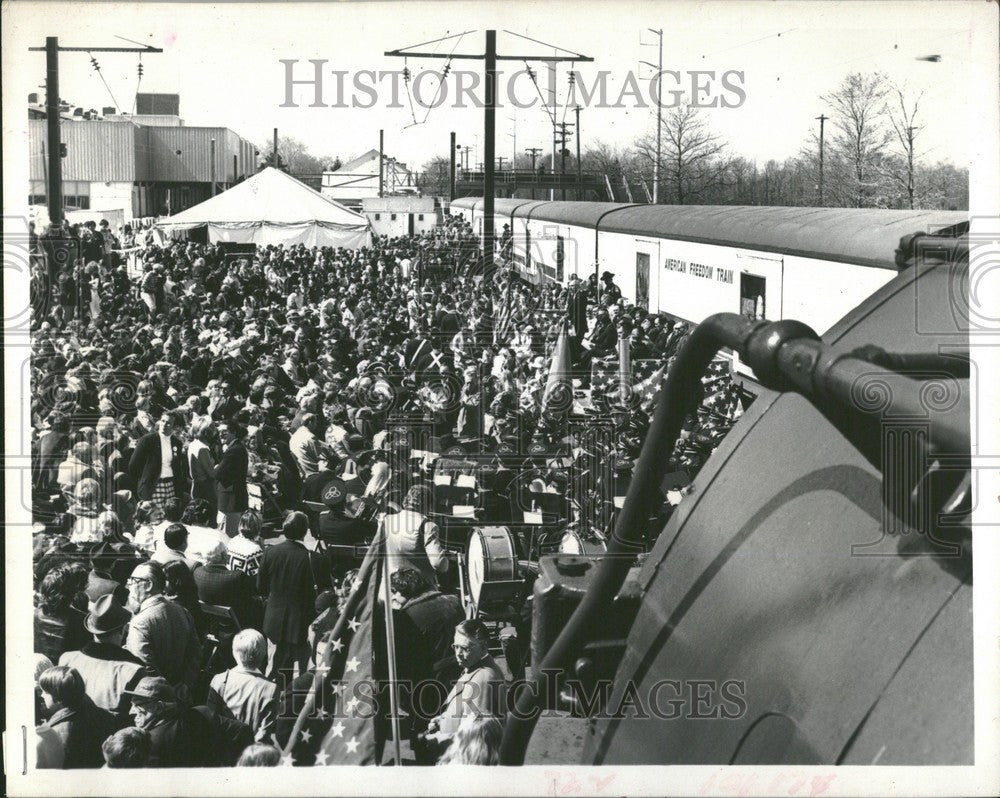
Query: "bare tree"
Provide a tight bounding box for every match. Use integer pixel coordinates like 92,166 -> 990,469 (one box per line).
417,155 -> 452,197
635,104 -> 729,204
881,84 -> 925,208
820,72 -> 893,207
259,134 -> 338,175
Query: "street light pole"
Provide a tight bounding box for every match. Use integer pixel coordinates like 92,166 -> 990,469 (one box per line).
641,28 -> 663,203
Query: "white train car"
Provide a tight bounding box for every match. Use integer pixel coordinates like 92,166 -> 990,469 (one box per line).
459,199 -> 967,338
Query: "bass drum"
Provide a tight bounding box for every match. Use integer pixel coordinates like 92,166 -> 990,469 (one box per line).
466,526 -> 518,608
559,528 -> 607,556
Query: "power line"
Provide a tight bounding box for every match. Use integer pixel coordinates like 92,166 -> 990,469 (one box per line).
501,29 -> 589,59
699,28 -> 796,59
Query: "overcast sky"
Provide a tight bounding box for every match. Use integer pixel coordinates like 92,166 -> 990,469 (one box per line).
4,0 -> 993,172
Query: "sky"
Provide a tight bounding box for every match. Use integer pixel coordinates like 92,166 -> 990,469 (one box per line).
3,1 -> 992,172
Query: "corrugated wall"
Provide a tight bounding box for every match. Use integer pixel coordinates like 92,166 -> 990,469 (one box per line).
140,126 -> 255,182
29,119 -> 138,181
29,119 -> 259,185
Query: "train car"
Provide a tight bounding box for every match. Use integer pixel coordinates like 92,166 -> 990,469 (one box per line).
501,224 -> 974,766
460,199 -> 967,338
515,201 -> 608,287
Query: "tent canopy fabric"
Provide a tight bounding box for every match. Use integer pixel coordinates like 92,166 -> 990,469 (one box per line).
156,167 -> 369,249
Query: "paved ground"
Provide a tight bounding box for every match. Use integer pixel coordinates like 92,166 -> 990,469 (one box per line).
525,712 -> 590,764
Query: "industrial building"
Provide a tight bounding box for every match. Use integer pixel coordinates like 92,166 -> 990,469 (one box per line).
28,94 -> 257,220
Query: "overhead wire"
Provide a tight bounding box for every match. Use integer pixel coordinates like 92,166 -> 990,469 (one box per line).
88,51 -> 122,113
418,30 -> 468,125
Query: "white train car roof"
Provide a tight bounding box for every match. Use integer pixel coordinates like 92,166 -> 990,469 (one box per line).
461,199 -> 968,270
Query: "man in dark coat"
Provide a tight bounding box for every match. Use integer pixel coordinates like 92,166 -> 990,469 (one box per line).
566,276 -> 589,360
258,512 -> 316,683
390,567 -> 465,687
125,676 -> 215,767
193,544 -> 261,628
316,478 -> 376,578
127,410 -> 190,508
216,418 -> 249,537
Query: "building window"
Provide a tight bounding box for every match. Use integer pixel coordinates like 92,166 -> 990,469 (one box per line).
418,214 -> 425,220
374,213 -> 381,220
391,213 -> 397,221
31,180 -> 91,209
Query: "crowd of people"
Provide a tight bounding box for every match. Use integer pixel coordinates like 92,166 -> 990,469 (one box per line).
29,209 -> 745,768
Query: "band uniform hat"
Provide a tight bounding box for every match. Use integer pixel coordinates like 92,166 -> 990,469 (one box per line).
123,675 -> 176,704
322,478 -> 347,508
84,593 -> 132,635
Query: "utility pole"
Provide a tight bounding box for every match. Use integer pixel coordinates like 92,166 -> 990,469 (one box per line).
556,122 -> 574,200
30,36 -> 161,272
526,147 -> 542,200
450,131 -> 457,201
815,113 -> 827,206
385,31 -> 591,272
641,28 -> 663,203
574,105 -> 582,200
461,146 -> 472,170
379,128 -> 384,198
273,127 -> 279,168
905,124 -> 919,209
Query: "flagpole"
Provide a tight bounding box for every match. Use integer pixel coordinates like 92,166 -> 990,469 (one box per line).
380,529 -> 403,766
617,328 -> 631,405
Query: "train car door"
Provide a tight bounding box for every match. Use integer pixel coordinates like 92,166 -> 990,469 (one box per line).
634,239 -> 660,313
740,273 -> 767,320
733,252 -> 783,380
635,253 -> 651,311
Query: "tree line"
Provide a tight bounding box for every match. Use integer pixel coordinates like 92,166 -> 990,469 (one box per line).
419,71 -> 969,210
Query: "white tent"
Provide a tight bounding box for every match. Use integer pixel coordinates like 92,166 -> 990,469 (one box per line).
156,167 -> 370,248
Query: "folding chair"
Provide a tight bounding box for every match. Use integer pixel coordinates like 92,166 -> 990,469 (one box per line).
200,601 -> 242,673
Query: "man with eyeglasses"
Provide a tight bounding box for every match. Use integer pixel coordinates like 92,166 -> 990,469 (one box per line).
124,562 -> 201,691
419,619 -> 506,763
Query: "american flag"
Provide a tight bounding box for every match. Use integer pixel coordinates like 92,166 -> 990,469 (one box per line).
591,356 -> 661,411
284,533 -> 385,766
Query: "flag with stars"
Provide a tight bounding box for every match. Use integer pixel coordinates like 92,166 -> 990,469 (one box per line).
591,356 -> 661,412
287,532 -> 385,766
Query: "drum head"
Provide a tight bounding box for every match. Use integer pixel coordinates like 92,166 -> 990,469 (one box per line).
560,529 -> 607,556
467,529 -> 487,606
466,526 -> 517,608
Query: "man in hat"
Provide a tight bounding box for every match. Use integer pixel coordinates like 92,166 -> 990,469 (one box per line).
124,676 -> 214,767
599,270 -> 622,302
59,594 -> 147,724
316,478 -> 376,578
